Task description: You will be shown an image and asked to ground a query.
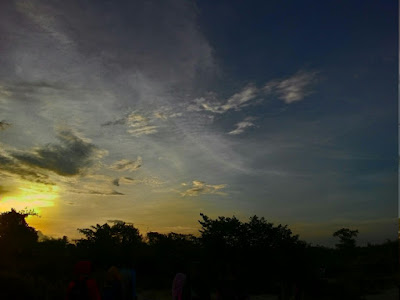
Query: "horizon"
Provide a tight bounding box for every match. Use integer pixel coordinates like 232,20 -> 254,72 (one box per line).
0,0 -> 397,248
23,210 -> 397,248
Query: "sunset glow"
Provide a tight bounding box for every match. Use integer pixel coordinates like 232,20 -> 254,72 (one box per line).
0,183 -> 59,213
0,0 -> 396,246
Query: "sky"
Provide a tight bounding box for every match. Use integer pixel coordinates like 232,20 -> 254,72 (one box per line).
0,0 -> 397,246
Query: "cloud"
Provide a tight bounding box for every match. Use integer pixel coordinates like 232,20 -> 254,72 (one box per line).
153,110 -> 183,120
113,176 -> 163,187
11,129 -> 107,176
187,86 -> 259,114
181,180 -> 227,197
15,0 -> 73,46
127,125 -> 158,137
0,185 -> 9,195
221,85 -> 259,112
101,118 -> 126,127
103,112 -> 159,137
153,112 -> 168,120
112,178 -> 120,186
264,71 -> 318,104
228,117 -> 256,135
0,121 -> 11,130
0,81 -> 67,103
126,113 -> 158,137
9,0 -> 215,86
110,157 -> 142,172
112,176 -> 135,186
70,188 -> 124,196
0,152 -> 54,185
61,174 -> 124,196
187,70 -> 318,115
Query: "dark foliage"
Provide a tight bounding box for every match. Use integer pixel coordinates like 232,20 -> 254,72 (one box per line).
0,208 -> 397,300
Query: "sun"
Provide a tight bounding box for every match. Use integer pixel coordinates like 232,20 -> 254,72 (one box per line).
0,182 -> 59,214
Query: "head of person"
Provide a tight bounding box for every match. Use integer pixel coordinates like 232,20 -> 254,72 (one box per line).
74,260 -> 92,280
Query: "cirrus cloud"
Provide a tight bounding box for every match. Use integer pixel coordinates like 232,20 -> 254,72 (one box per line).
181,180 -> 227,197
110,157 -> 142,172
263,70 -> 318,104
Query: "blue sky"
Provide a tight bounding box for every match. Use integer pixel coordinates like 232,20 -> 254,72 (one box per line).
0,0 -> 397,246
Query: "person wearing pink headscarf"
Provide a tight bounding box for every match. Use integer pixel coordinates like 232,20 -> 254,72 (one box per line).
172,272 -> 187,300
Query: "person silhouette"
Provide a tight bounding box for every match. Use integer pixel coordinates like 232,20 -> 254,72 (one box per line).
172,261 -> 188,300
102,265 -> 123,300
119,261 -> 137,300
66,260 -> 101,300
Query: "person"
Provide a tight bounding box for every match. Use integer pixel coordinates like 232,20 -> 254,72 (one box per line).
216,263 -> 246,300
102,265 -> 123,300
119,262 -> 137,300
172,269 -> 187,300
66,260 -> 101,300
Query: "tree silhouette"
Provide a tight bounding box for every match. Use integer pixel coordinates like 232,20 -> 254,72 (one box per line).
77,221 -> 143,265
198,213 -> 307,293
333,228 -> 359,250
0,208 -> 38,257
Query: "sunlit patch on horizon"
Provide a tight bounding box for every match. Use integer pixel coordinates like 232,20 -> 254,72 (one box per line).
0,183 -> 59,213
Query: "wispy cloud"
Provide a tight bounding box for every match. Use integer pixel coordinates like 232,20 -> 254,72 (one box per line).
69,188 -> 124,196
16,0 -> 74,46
60,174 -> 124,196
187,70 -> 317,115
153,110 -> 183,120
103,112 -> 159,137
187,85 -> 259,114
112,176 -> 163,187
0,81 -> 68,105
221,85 -> 259,112
228,117 -> 256,135
181,180 -> 227,197
110,157 -> 142,172
126,113 -> 158,136
264,70 -> 318,104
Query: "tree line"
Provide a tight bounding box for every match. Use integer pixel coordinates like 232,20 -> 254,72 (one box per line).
0,208 -> 397,299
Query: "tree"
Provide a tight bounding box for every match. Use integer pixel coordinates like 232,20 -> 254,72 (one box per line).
77,221 -> 143,265
198,214 -> 307,293
198,213 -> 245,250
333,228 -> 359,250
198,213 -> 301,251
0,208 -> 38,256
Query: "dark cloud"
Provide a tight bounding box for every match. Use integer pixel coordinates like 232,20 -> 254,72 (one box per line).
112,177 -> 135,186
84,190 -> 124,196
11,129 -> 106,176
0,153 -> 53,185
0,81 -> 66,102
101,118 -> 126,127
0,120 -> 11,130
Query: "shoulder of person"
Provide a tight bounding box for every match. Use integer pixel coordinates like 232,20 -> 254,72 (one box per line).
86,279 -> 98,287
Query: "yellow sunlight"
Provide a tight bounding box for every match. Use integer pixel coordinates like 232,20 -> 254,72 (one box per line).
0,183 -> 59,214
